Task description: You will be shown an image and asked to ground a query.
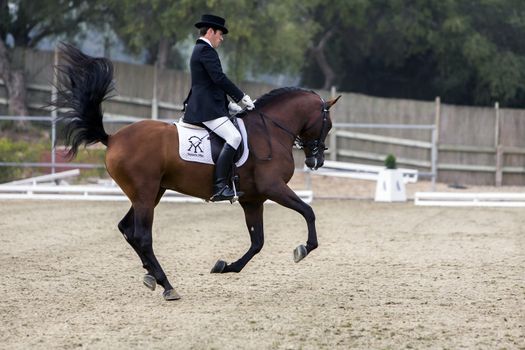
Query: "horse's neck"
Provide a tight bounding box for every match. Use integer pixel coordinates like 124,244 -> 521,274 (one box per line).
264,101 -> 306,136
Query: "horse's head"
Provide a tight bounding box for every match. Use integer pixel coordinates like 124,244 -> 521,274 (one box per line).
299,94 -> 341,170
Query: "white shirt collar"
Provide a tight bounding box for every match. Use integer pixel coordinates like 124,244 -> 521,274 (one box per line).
199,37 -> 212,47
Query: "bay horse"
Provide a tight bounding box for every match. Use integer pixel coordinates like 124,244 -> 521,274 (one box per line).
53,43 -> 340,300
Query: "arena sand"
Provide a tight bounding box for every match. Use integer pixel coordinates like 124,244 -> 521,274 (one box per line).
0,198 -> 524,349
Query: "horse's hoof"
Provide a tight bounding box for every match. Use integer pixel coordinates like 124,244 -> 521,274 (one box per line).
143,274 -> 156,291
210,260 -> 227,273
163,289 -> 181,301
293,244 -> 308,263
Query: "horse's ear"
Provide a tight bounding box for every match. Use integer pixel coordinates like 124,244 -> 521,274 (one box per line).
326,95 -> 341,110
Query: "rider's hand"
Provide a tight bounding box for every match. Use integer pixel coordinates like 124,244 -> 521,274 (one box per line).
228,101 -> 243,113
241,95 -> 255,110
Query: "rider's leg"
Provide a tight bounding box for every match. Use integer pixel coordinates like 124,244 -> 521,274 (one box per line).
203,117 -> 242,201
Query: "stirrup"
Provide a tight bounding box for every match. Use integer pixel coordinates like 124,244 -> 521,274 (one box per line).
210,186 -> 234,202
210,186 -> 243,203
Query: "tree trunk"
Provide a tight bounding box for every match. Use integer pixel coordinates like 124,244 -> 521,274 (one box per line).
8,70 -> 28,116
0,38 -> 29,128
156,37 -> 174,70
311,28 -> 336,90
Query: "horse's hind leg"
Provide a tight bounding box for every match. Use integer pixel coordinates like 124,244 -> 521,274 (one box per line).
117,189 -> 167,291
211,200 -> 265,273
118,207 -> 156,290
132,202 -> 180,300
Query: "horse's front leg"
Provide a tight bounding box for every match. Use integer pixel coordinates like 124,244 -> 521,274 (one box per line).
266,183 -> 318,263
211,200 -> 265,273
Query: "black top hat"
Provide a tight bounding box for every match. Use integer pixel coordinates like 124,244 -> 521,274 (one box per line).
195,14 -> 229,34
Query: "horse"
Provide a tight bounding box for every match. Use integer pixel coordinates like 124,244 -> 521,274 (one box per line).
53,43 -> 340,301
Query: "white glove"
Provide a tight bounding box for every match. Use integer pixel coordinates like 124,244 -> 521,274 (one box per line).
228,101 -> 243,113
241,94 -> 255,110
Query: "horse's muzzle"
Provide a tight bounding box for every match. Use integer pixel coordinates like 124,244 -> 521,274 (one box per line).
305,156 -> 324,170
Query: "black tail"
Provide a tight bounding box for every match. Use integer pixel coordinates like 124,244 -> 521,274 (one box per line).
52,42 -> 114,158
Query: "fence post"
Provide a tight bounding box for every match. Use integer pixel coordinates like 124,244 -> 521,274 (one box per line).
495,102 -> 502,186
51,46 -> 59,174
432,96 -> 441,190
329,86 -> 337,161
152,62 -> 158,120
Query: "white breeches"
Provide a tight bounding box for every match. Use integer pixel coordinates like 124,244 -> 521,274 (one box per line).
203,116 -> 242,149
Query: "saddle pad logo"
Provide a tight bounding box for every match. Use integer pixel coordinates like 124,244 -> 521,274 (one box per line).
187,136 -> 205,155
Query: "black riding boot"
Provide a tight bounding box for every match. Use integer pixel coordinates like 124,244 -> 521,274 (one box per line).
210,143 -> 243,202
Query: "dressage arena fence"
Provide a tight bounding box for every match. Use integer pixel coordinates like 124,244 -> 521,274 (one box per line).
0,183 -> 313,204
314,160 -> 419,183
0,169 -> 313,204
414,191 -> 525,207
2,158 -> 525,207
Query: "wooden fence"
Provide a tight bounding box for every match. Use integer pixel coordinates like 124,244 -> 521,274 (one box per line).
1,48 -> 525,186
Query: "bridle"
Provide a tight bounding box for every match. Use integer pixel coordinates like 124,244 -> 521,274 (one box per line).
250,93 -> 329,164
295,98 -> 329,160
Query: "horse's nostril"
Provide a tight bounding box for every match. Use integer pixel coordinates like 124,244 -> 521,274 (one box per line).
305,157 -> 316,169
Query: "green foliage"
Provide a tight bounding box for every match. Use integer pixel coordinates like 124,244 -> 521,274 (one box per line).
2,0 -> 101,48
0,137 -> 107,182
97,0 -> 315,80
385,154 -> 397,170
0,137 -> 46,182
300,0 -> 525,107
100,0 -> 198,66
219,0 -> 314,81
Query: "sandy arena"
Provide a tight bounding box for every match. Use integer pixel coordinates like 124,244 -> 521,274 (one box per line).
1,189 -> 524,349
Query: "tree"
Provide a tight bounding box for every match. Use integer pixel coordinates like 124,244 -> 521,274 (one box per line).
299,0 -> 371,90
102,0 -> 315,82
300,0 -> 525,107
101,0 -> 201,70
298,0 -> 371,90
0,0 -> 99,121
430,0 -> 525,106
214,0 -> 315,82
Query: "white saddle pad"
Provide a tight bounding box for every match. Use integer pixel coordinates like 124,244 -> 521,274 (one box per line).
176,118 -> 249,167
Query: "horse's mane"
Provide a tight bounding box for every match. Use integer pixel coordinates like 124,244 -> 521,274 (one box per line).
254,87 -> 312,109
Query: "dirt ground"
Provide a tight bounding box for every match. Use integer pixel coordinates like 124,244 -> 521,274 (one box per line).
1,185 -> 524,350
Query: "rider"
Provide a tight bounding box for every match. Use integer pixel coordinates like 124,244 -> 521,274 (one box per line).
183,14 -> 255,202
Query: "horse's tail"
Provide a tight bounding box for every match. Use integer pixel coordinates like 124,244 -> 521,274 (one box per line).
52,42 -> 114,158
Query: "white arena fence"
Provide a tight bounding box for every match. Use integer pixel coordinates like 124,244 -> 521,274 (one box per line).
0,184 -> 311,204
0,170 -> 313,204
0,183 -> 313,204
414,192 -> 525,207
313,160 -> 418,183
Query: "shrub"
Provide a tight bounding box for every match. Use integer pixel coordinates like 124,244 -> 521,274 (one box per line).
0,138 -> 107,183
385,154 -> 397,169
0,138 -> 47,182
